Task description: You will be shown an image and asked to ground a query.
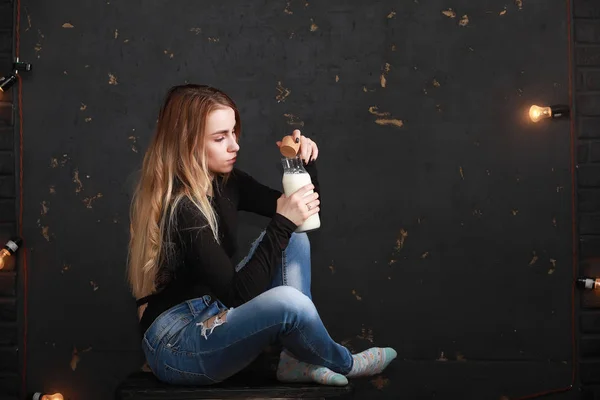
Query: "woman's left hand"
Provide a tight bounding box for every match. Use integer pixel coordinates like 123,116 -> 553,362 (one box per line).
276,129 -> 319,164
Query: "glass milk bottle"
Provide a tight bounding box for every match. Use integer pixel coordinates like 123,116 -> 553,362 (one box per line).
279,136 -> 321,233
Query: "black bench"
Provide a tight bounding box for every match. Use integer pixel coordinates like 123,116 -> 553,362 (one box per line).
115,353 -> 353,400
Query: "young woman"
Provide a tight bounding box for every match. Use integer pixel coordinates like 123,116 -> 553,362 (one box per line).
127,84 -> 396,387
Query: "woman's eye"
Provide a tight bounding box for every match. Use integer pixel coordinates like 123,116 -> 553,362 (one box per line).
215,137 -> 225,142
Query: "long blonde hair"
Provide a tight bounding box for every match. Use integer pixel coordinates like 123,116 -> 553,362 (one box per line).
127,84 -> 241,300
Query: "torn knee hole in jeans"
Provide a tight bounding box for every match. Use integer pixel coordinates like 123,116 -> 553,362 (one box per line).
196,309 -> 230,339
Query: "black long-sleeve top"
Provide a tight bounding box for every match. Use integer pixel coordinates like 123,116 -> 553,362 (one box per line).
136,161 -> 320,336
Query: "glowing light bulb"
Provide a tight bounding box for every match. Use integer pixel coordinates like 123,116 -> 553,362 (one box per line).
32,393 -> 64,400
0,237 -> 22,270
529,105 -> 552,122
528,104 -> 570,123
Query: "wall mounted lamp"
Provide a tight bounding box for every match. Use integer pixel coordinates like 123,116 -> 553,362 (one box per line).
0,58 -> 32,92
529,104 -> 570,123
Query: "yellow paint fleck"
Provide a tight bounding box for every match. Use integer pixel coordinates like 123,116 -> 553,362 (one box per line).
163,50 -> 174,58
380,74 -> 387,88
515,0 -> 523,10
396,230 -> 408,251
433,79 -> 440,87
108,73 -> 118,85
329,265 -> 335,274
511,209 -> 518,216
208,37 -> 220,42
129,136 -> 139,153
70,346 -> 92,371
387,11 -> 396,19
283,113 -> 304,127
62,23 -> 74,28
61,264 -> 70,274
80,103 -> 87,111
368,106 -> 390,117
375,118 -> 404,128
190,27 -> 202,35
442,9 -> 456,18
388,259 -> 397,266
351,290 -> 362,301
371,376 -> 390,389
548,258 -> 556,274
41,226 -> 50,241
49,185 -> 56,194
421,251 -> 429,259
363,86 -> 367,93
499,9 -> 507,16
284,1 -> 293,14
275,82 -> 291,103
84,117 -> 92,123
529,251 -> 538,266
73,169 -> 83,193
391,44 -> 396,51
459,15 -> 469,26
41,201 -> 49,215
310,18 -> 318,31
114,29 -> 118,39
335,74 -> 339,82
83,193 -> 103,208
70,347 -> 80,370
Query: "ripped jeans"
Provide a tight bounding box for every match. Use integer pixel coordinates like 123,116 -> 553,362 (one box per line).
142,232 -> 354,385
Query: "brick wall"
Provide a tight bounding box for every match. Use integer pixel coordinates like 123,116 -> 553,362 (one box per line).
0,0 -> 19,399
575,0 -> 600,396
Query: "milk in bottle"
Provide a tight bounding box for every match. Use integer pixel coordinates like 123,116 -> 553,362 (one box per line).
281,155 -> 321,233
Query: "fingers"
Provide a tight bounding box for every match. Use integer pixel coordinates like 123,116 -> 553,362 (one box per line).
287,129 -> 318,163
300,136 -> 310,163
293,183 -> 315,198
310,140 -> 318,162
292,129 -> 301,143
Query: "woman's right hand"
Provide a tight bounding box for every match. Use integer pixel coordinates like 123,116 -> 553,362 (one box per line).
276,184 -> 320,227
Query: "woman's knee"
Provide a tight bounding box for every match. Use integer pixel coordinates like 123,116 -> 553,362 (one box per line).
267,286 -> 316,316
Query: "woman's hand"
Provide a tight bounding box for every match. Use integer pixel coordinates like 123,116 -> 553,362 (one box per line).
276,183 -> 320,226
276,129 -> 319,164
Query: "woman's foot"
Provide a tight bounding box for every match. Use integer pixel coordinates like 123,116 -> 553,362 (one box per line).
346,347 -> 397,378
276,350 -> 348,386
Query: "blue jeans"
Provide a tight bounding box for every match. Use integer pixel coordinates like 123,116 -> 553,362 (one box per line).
142,232 -> 354,385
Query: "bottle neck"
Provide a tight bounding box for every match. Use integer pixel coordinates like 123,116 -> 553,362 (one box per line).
281,155 -> 306,173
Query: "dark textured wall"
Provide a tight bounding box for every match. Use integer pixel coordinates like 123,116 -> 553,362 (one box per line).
574,0 -> 600,397
0,0 -> 19,398
0,0 -> 588,399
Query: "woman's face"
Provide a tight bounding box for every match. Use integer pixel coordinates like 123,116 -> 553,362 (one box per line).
204,107 -> 240,175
